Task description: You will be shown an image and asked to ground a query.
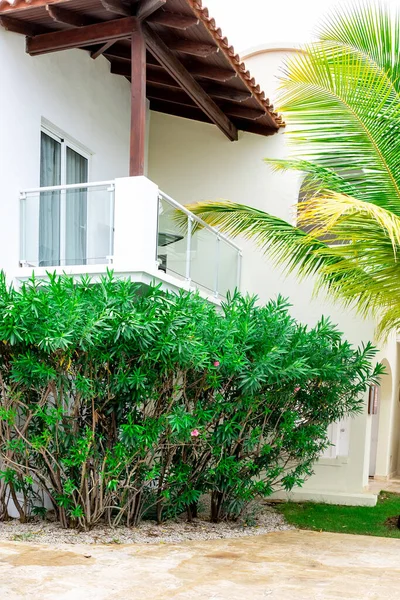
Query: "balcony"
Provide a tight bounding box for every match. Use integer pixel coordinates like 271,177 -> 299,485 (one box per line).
18,176 -> 241,300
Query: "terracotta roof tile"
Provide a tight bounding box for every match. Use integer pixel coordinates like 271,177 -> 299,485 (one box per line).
186,0 -> 284,126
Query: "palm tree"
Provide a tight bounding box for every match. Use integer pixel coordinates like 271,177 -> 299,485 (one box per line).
184,2 -> 400,338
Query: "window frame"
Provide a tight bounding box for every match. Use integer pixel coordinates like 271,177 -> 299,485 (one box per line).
40,125 -> 91,265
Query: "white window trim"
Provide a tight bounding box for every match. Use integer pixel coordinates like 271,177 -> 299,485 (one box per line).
41,123 -> 92,264
41,124 -> 92,184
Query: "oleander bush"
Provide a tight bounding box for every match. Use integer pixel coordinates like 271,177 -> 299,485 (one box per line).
0,272 -> 382,529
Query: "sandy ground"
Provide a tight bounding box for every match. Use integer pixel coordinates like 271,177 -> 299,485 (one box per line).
1,530 -> 400,599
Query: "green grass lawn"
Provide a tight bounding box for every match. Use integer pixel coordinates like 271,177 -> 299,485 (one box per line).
274,492 -> 400,538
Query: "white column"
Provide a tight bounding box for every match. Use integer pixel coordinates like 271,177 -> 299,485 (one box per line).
113,176 -> 159,273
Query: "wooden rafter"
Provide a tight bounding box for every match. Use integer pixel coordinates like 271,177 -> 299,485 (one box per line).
111,61 -> 252,104
151,99 -> 277,136
145,65 -> 178,87
146,69 -> 251,103
149,99 -> 211,124
27,17 -> 138,56
136,0 -> 166,21
147,11 -> 199,30
99,0 -> 132,17
218,104 -> 265,121
111,60 -> 137,76
146,51 -> 237,83
189,63 -> 237,82
0,15 -> 41,35
146,85 -> 196,108
146,85 -> 264,120
142,23 -> 237,140
104,43 -> 132,61
169,39 -> 218,57
91,40 -> 115,59
46,5 -> 94,27
202,83 -> 251,103
231,119 -> 278,137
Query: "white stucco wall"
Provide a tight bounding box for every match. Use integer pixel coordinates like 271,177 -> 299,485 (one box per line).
0,29 -> 132,274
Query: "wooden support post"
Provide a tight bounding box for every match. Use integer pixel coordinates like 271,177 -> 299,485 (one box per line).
130,25 -> 147,176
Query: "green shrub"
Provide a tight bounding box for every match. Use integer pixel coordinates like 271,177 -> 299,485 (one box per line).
0,272 -> 382,528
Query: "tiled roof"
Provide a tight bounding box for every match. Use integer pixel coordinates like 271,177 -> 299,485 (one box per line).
185,0 -> 283,125
0,0 -> 284,133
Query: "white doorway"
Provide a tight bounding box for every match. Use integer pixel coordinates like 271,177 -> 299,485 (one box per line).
369,386 -> 380,477
369,360 -> 393,478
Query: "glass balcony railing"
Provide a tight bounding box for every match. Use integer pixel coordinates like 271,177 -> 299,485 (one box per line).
157,191 -> 241,298
19,178 -> 242,299
20,181 -> 115,267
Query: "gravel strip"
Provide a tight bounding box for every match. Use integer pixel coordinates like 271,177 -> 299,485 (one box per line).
0,501 -> 291,545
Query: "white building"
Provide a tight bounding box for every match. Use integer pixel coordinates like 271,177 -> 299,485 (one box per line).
0,0 -> 397,507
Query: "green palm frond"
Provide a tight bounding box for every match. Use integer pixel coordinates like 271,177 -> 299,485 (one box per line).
184,2 -> 400,338
185,197 -> 400,332
318,1 -> 400,90
181,200 -> 333,278
264,159 -> 363,199
298,192 -> 400,251
277,41 -> 400,214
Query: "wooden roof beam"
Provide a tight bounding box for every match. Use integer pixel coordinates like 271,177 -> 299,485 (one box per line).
142,23 -> 237,141
136,0 -> 166,21
189,63 -> 236,82
147,11 -> 199,30
111,59 -> 140,76
46,5 -> 94,27
150,98 -> 211,123
0,15 -> 42,36
91,40 -> 115,59
220,105 -> 265,121
111,62 -> 252,103
27,17 -> 138,56
147,85 -> 195,107
146,51 -> 236,82
146,66 -> 183,87
232,119 -> 278,137
169,39 -> 218,57
202,83 -> 252,103
104,43 -> 131,60
100,0 -> 133,17
146,86 -> 265,120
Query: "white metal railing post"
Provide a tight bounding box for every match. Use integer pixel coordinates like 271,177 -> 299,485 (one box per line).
214,235 -> 220,298
107,183 -> 115,261
19,192 -> 27,266
185,216 -> 192,283
60,187 -> 67,265
21,181 -> 114,194
236,250 -> 242,291
159,190 -> 241,252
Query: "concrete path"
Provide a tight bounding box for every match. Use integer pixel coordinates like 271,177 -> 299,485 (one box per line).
0,530 -> 399,599
369,477 -> 400,495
